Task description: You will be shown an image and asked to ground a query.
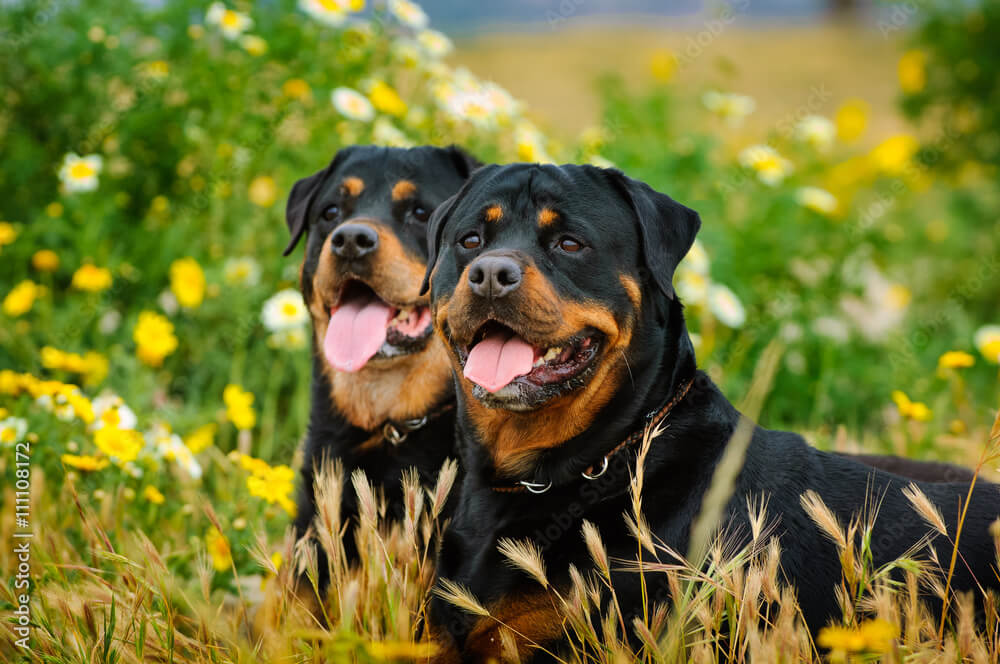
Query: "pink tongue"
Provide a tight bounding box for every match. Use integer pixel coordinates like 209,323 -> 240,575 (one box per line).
464,330 -> 536,393
324,296 -> 394,373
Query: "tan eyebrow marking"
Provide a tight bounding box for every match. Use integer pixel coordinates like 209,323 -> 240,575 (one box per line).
341,176 -> 364,196
391,179 -> 416,201
484,204 -> 503,222
537,208 -> 558,227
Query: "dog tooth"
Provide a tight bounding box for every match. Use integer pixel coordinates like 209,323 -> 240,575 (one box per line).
542,346 -> 561,362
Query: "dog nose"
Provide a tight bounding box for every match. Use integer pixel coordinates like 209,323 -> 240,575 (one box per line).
468,255 -> 522,299
330,223 -> 379,259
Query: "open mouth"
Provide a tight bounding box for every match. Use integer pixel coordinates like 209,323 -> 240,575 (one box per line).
323,280 -> 433,373
457,320 -> 603,409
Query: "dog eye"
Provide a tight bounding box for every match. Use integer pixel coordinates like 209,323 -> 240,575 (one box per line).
557,236 -> 584,253
412,205 -> 430,223
322,205 -> 340,221
459,232 -> 482,250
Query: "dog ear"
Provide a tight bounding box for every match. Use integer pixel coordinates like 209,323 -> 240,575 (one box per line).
606,170 -> 701,300
282,149 -> 350,256
445,144 -> 482,178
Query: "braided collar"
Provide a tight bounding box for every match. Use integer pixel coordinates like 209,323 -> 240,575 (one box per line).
490,378 -> 694,494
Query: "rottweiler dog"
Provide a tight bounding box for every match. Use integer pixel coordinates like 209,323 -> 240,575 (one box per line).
420,163 -> 1000,662
283,144 -> 478,577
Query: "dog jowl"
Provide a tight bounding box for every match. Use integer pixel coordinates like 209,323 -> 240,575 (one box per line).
422,163 -> 1000,662
283,144 -> 478,573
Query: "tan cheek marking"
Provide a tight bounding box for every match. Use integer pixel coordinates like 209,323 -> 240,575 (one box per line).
341,176 -> 364,197
484,204 -> 503,222
391,179 -> 416,202
537,207 -> 558,227
619,273 -> 642,311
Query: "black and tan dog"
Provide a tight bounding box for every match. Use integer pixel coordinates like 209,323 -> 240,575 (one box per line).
283,144 -> 478,576
420,162 -> 999,661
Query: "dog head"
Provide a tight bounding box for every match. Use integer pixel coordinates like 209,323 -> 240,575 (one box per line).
422,163 -> 699,471
286,144 -> 479,430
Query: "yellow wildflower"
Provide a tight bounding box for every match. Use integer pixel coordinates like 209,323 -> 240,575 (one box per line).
239,454 -> 272,476
169,257 -> 206,308
938,350 -> 975,370
835,99 -> 869,143
818,619 -> 897,654
891,390 -> 932,422
246,462 -> 297,515
32,249 -> 60,272
206,529 -> 233,572
133,311 -> 178,367
71,264 -> 113,292
0,221 -> 17,249
648,49 -> 677,83
3,280 -> 41,317
184,423 -> 217,454
974,325 -> 1000,364
870,134 -> 919,175
898,49 -> 927,94
248,176 -> 278,207
46,202 -> 64,218
282,78 -> 311,100
60,454 -> 110,471
240,35 -> 268,56
94,426 -> 144,463
224,384 -> 256,430
369,80 -> 407,117
143,485 -> 166,504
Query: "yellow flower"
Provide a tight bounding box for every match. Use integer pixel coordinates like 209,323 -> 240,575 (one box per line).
282,78 -> 311,100
240,34 -> 268,55
648,49 -> 677,83
246,461 -> 297,515
898,49 -> 927,94
94,426 -> 144,464
143,485 -> 166,504
891,390 -> 932,422
184,423 -> 216,454
206,529 -> 233,572
0,221 -> 17,249
869,134 -> 919,175
60,454 -> 110,472
169,257 -> 206,308
71,264 -> 113,292
46,202 -> 64,218
224,384 -> 256,430
248,176 -> 278,207
369,80 -> 407,117
133,311 -> 178,367
32,249 -> 60,272
974,325 -> 1000,364
835,98 -> 869,143
938,350 -> 975,370
239,454 -> 272,476
3,280 -> 40,317
818,619 -> 897,654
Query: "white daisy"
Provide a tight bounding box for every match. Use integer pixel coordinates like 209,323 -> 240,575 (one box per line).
974,325 -> 1000,364
683,240 -> 710,275
373,117 -> 413,147
331,86 -> 375,122
738,145 -> 794,186
298,0 -> 348,27
795,115 -> 835,151
223,256 -> 261,286
388,0 -> 428,29
262,288 -> 308,332
268,327 -> 309,351
417,29 -> 452,58
0,417 -> 28,446
206,3 -> 253,40
675,269 -> 709,305
91,393 -> 138,431
707,284 -> 746,328
702,91 -> 756,127
795,186 -> 838,216
58,153 -> 103,193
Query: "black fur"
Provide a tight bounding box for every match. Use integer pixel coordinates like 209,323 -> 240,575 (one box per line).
424,163 -> 999,660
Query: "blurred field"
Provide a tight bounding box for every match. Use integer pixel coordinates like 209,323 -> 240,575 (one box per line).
455,21 -> 908,140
